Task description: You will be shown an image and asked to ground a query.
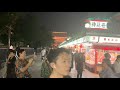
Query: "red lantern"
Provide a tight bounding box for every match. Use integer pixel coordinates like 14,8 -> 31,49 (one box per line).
80,44 -> 83,48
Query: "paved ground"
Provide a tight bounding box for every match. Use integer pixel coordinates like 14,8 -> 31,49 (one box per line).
0,53 -> 100,78
69,60 -> 100,78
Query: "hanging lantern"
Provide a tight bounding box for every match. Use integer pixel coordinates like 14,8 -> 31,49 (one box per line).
80,44 -> 83,48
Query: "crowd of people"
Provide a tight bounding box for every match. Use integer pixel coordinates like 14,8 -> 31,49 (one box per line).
1,46 -> 85,78
40,48 -> 85,78
99,53 -> 120,78
5,48 -> 34,78
40,48 -> 120,78
1,45 -> 120,78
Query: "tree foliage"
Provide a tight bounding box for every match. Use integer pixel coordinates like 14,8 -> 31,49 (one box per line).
0,12 -> 54,47
14,13 -> 53,47
0,12 -> 15,45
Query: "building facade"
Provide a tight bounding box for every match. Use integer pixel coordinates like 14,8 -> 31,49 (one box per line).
52,32 -> 67,48
59,16 -> 120,73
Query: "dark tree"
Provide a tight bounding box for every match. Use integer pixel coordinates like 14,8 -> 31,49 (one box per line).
0,12 -> 54,47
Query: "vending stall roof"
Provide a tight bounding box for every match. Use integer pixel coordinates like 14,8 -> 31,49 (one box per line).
92,43 -> 120,51
86,32 -> 120,38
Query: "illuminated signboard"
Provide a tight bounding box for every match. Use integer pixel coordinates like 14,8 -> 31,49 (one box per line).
83,36 -> 99,42
88,36 -> 99,42
99,37 -> 120,43
85,18 -> 109,30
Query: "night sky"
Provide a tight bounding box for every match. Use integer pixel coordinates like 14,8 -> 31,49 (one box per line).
28,12 -> 116,34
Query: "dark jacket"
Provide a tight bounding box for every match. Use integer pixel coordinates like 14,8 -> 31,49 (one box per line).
6,56 -> 16,78
103,58 -> 112,68
70,53 -> 74,68
75,53 -> 85,73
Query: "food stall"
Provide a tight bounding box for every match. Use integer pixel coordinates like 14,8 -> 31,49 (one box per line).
59,35 -> 120,73
59,17 -> 120,73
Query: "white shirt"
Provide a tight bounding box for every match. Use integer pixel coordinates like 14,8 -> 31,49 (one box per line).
41,49 -> 46,56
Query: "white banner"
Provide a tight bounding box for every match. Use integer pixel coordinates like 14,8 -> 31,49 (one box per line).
99,37 -> 120,43
85,20 -> 108,29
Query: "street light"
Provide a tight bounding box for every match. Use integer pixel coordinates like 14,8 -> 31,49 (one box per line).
7,13 -> 17,48
7,25 -> 12,48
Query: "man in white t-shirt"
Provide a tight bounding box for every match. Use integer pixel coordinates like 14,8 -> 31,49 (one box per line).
41,48 -> 46,61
